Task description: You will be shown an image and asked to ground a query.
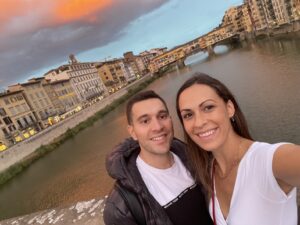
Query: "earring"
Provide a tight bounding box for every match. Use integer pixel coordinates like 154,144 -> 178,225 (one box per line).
230,116 -> 235,123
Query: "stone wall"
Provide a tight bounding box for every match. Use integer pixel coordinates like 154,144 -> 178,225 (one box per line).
0,198 -> 106,225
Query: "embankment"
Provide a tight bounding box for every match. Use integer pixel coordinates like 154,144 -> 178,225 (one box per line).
0,75 -> 157,186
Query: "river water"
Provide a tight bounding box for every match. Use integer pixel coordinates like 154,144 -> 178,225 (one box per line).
0,36 -> 299,220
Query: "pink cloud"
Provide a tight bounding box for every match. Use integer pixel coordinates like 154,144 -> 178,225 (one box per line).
0,0 -> 114,37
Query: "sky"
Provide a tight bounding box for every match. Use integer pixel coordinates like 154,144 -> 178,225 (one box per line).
0,0 -> 243,90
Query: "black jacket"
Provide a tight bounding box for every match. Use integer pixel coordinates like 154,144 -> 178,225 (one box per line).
103,138 -> 211,225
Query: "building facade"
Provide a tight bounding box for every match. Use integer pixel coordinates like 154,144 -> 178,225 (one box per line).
96,59 -> 128,93
8,78 -> 57,129
222,4 -> 253,33
0,90 -> 37,145
45,55 -> 107,102
48,79 -> 80,113
245,0 -> 300,30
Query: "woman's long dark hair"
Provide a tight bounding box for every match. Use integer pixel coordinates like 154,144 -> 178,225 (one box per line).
176,72 -> 253,195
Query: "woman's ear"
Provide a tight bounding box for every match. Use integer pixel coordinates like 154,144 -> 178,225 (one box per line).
226,100 -> 235,118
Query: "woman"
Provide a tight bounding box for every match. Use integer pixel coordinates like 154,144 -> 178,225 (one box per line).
176,72 -> 299,225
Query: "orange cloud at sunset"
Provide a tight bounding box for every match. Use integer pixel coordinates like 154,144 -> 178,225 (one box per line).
0,0 -> 28,22
54,0 -> 114,24
0,0 -> 114,35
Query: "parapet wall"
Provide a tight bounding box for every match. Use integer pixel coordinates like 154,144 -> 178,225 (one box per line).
1,193 -> 299,225
0,197 -> 106,225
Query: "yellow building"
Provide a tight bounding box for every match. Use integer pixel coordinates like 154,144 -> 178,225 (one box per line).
148,47 -> 185,74
0,106 -> 14,147
293,0 -> 300,20
222,4 -> 253,33
8,77 -> 56,129
96,60 -> 128,93
245,0 -> 299,30
0,90 -> 38,145
49,78 -> 80,112
245,0 -> 269,30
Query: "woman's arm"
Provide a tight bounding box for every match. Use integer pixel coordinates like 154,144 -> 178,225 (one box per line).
273,144 -> 300,193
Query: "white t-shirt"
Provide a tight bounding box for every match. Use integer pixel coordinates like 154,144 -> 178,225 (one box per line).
136,152 -> 195,206
209,142 -> 298,225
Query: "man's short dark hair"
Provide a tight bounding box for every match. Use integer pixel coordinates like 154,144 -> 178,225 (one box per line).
126,90 -> 168,125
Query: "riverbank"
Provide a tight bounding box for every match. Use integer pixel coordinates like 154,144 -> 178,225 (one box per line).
0,74 -> 157,185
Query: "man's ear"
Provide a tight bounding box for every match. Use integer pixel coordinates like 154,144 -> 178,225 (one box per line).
227,100 -> 235,118
127,125 -> 137,140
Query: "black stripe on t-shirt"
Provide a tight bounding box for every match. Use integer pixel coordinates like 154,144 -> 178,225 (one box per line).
163,183 -> 197,208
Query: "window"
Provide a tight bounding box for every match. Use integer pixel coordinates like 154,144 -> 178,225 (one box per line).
38,111 -> 44,118
3,117 -> 12,125
29,115 -> 35,122
39,99 -> 45,107
17,95 -> 23,101
16,105 -> 21,113
22,103 -> 29,112
10,97 -> 17,103
0,108 -> 6,116
23,117 -> 29,125
9,107 -> 16,116
33,101 -> 39,109
17,119 -> 23,129
2,128 -> 8,135
8,126 -> 13,132
4,98 -> 10,105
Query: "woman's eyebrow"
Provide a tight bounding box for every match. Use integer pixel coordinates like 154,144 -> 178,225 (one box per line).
180,99 -> 215,112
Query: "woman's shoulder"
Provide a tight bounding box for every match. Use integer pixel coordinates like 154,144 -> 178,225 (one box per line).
243,141 -> 291,164
248,141 -> 289,153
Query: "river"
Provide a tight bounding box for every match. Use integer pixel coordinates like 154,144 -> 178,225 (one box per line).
0,35 -> 299,220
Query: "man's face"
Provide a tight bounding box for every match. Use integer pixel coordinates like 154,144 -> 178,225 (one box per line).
128,98 -> 174,158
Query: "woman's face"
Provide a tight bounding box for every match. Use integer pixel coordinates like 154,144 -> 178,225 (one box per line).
178,84 -> 235,152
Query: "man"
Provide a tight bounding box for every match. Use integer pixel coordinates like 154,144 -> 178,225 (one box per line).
103,90 -> 213,225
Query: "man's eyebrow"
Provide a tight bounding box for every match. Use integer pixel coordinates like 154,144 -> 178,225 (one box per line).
136,114 -> 149,121
135,110 -> 168,121
158,109 -> 168,114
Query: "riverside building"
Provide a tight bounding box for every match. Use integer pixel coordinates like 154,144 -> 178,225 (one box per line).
8,78 -> 57,129
44,78 -> 80,114
0,90 -> 38,145
45,55 -> 108,103
96,59 -> 128,93
245,0 -> 300,30
222,4 -> 253,33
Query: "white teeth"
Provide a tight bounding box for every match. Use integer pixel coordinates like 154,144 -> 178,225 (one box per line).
151,135 -> 165,141
198,129 -> 215,137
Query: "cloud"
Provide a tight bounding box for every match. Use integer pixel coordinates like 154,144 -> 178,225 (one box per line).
0,0 -> 168,88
